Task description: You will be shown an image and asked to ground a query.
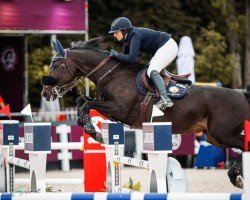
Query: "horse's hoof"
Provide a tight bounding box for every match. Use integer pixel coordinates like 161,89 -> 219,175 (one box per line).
235,175 -> 244,189
95,132 -> 104,144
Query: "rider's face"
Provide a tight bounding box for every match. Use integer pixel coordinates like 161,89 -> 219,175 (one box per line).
113,30 -> 123,41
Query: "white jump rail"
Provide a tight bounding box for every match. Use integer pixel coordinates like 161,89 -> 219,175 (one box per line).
15,142 -> 82,150
113,155 -> 149,169
103,121 -> 187,193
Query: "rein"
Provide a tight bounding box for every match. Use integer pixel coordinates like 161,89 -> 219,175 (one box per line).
95,61 -> 121,96
51,51 -> 119,98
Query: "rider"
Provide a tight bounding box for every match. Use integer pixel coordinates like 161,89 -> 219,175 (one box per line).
108,17 -> 178,110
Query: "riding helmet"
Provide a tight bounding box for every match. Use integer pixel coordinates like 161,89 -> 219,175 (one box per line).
108,17 -> 132,33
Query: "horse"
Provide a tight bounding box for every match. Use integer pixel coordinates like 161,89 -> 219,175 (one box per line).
41,36 -> 250,189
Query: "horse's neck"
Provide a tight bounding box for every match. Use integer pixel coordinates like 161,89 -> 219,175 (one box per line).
83,51 -> 113,84
76,50 -> 139,85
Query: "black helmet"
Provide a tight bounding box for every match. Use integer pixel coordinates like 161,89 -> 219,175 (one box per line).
108,17 -> 132,33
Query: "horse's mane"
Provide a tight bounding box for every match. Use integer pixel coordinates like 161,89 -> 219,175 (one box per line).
71,36 -> 107,51
71,36 -> 143,73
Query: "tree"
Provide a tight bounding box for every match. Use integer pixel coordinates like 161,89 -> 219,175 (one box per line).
245,0 -> 250,87
195,26 -> 233,85
211,0 -> 244,88
28,46 -> 52,107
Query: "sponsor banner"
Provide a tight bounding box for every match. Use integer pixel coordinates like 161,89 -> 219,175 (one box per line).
0,0 -> 86,32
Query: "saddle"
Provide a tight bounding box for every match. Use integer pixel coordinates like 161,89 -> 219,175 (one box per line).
140,68 -> 191,94
132,68 -> 192,129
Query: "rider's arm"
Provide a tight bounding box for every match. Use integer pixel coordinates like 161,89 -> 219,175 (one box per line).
122,43 -> 129,54
117,34 -> 141,63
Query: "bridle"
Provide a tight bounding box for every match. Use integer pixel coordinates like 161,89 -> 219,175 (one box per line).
47,49 -> 117,98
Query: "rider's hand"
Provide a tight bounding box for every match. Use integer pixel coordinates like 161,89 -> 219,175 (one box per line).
109,50 -> 119,58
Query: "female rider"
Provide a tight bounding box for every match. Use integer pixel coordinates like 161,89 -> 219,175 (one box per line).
109,17 -> 178,110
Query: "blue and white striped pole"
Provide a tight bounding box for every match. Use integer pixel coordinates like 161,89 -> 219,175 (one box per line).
0,192 -> 243,200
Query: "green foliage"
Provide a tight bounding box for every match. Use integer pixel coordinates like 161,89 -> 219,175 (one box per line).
195,25 -> 233,85
28,46 -> 52,107
123,177 -> 141,192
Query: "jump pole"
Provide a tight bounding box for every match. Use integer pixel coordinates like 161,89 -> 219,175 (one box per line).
0,192 -> 243,200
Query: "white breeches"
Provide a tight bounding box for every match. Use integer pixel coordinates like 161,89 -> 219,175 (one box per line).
147,38 -> 178,77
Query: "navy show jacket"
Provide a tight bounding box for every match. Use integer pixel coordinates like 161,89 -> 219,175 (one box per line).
116,26 -> 171,63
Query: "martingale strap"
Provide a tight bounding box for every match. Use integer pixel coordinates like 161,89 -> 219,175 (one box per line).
84,56 -> 111,79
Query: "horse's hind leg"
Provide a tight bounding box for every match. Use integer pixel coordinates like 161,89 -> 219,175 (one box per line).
206,119 -> 244,189
206,118 -> 244,150
227,154 -> 243,189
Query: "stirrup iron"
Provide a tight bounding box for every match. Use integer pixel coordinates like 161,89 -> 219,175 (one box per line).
155,96 -> 173,110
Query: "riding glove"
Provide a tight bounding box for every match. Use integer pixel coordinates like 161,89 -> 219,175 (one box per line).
109,50 -> 119,58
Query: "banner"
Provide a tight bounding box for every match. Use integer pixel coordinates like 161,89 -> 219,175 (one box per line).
0,0 -> 87,33
0,36 -> 24,112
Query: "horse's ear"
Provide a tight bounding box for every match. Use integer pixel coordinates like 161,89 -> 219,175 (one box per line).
52,41 -> 58,53
56,40 -> 65,57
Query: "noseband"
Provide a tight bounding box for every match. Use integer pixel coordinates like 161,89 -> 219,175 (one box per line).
47,49 -> 112,98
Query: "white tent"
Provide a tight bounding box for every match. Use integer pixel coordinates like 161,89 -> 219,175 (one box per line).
176,36 -> 195,83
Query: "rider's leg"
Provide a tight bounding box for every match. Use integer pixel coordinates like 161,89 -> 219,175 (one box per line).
147,38 -> 178,110
150,70 -> 173,109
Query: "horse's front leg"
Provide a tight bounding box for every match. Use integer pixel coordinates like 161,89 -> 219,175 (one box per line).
76,98 -> 100,137
76,96 -> 103,141
76,95 -> 98,120
78,99 -> 124,143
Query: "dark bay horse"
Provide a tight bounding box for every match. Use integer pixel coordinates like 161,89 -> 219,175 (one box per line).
41,37 -> 250,188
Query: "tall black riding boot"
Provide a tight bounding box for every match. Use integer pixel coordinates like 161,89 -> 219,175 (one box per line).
150,70 -> 173,110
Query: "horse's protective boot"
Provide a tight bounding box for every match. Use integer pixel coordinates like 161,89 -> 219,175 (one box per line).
82,114 -> 96,135
150,70 -> 173,110
227,156 -> 244,189
95,132 -> 104,144
83,115 -> 104,143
